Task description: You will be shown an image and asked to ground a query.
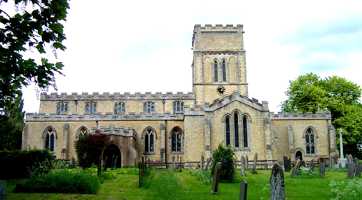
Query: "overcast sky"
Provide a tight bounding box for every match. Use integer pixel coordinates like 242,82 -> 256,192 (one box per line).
22,0 -> 362,113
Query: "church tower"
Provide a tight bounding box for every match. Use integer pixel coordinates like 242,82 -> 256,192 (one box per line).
192,24 -> 248,105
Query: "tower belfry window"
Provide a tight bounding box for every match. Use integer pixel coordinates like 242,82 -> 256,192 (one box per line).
213,59 -> 218,82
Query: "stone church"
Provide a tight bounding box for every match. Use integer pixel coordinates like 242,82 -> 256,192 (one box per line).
22,24 -> 337,166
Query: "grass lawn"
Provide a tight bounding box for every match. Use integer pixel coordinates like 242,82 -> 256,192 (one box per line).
4,168 -> 350,200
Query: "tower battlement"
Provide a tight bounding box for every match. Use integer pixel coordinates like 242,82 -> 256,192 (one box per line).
193,24 -> 243,32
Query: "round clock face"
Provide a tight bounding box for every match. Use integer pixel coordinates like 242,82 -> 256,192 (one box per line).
217,86 -> 225,95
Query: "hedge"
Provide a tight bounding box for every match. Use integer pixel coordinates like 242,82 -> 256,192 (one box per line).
0,149 -> 54,179
15,169 -> 100,194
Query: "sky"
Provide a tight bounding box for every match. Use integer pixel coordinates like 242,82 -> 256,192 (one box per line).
21,0 -> 362,113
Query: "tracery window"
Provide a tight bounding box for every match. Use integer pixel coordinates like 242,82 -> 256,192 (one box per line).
305,127 -> 315,155
44,127 -> 56,151
222,58 -> 227,82
242,115 -> 249,148
114,102 -> 126,114
85,101 -> 97,114
213,59 -> 218,82
234,112 -> 240,148
78,126 -> 88,139
56,101 -> 68,114
173,100 -> 184,113
171,127 -> 183,152
144,127 -> 155,153
144,101 -> 155,113
225,115 -> 231,146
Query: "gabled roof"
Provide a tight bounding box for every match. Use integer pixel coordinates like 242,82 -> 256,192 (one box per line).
204,92 -> 269,112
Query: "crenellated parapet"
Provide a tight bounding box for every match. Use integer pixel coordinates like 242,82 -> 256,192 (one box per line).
40,91 -> 195,101
271,112 -> 331,120
193,24 -> 243,33
26,112 -> 185,121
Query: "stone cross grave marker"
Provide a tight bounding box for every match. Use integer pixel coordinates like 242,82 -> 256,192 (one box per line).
240,156 -> 246,176
211,162 -> 222,194
240,180 -> 248,200
270,163 -> 285,200
252,153 -> 258,174
319,159 -> 325,177
291,159 -> 301,177
283,156 -> 291,172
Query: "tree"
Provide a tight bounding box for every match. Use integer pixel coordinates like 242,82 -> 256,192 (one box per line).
282,73 -> 362,156
211,144 -> 235,181
0,0 -> 69,111
0,93 -> 24,150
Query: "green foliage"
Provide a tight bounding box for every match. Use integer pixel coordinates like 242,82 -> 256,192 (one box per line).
211,144 -> 235,181
282,73 -> 362,146
0,94 -> 24,150
15,169 -> 100,194
0,0 -> 69,111
330,179 -> 362,200
0,149 -> 54,179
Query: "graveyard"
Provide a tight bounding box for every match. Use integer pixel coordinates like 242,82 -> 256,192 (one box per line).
2,166 -> 358,200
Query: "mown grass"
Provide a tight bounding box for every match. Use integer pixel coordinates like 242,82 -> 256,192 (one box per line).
3,168 -> 352,200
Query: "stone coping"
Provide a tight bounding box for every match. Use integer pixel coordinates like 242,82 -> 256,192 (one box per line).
26,113 -> 185,121
271,112 -> 331,120
40,92 -> 195,101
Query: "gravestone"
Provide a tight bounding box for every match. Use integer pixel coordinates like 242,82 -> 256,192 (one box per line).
270,163 -> 285,200
205,158 -> 212,171
240,156 -> 246,176
251,153 -> 258,174
240,180 -> 248,200
291,159 -> 301,177
201,155 -> 205,170
356,163 -> 362,177
245,155 -> 249,169
319,159 -> 325,177
283,156 -> 291,172
309,159 -> 315,173
211,162 -> 222,194
347,156 -> 356,178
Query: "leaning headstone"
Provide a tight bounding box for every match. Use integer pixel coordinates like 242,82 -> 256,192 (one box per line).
201,155 -> 205,170
251,153 -> 258,174
270,163 -> 285,200
240,180 -> 248,200
240,156 -> 246,176
319,159 -> 326,177
283,156 -> 291,172
291,159 -> 301,177
205,158 -> 212,171
211,162 -> 222,194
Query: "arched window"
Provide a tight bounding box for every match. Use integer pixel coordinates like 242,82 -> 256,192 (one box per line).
173,100 -> 184,113
213,59 -> 218,82
44,127 -> 56,151
144,127 -> 155,153
234,112 -> 239,148
305,127 -> 315,154
77,126 -> 88,140
114,102 -> 126,114
225,115 -> 231,146
222,58 -> 227,82
171,127 -> 183,152
242,115 -> 249,148
144,101 -> 155,113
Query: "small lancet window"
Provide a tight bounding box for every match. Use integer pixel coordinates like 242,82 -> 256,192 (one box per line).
85,101 -> 97,114
222,58 -> 227,82
114,102 -> 126,114
242,115 -> 249,148
234,112 -> 239,148
173,100 -> 184,113
144,127 -> 155,153
225,115 -> 231,146
305,127 -> 315,154
56,101 -> 68,114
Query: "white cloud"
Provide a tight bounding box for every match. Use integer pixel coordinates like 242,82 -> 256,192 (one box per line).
22,0 -> 362,113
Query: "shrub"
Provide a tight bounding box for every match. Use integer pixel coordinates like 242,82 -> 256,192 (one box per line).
15,169 -> 100,194
330,179 -> 362,200
0,149 -> 54,179
211,144 -> 235,181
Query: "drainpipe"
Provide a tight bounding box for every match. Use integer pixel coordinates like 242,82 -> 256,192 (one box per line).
165,120 -> 168,168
